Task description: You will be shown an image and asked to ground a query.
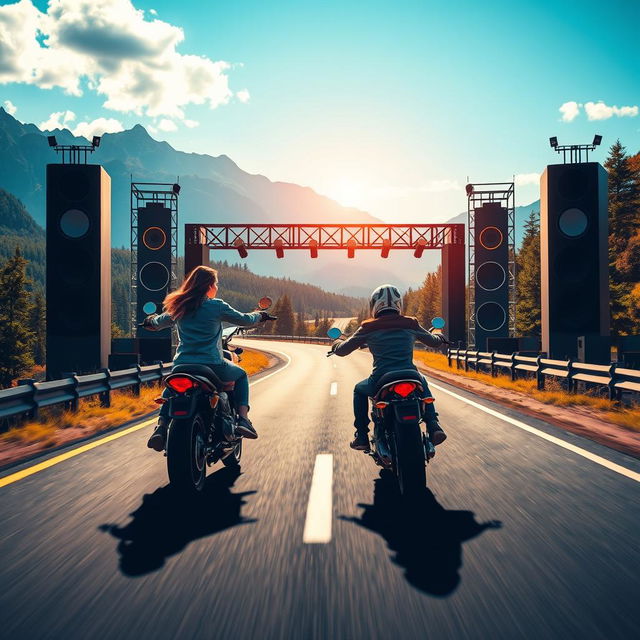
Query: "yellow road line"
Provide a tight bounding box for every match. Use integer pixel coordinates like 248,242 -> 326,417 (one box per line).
0,418 -> 157,489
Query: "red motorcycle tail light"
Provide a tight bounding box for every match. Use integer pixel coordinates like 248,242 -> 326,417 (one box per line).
166,376 -> 197,393
392,382 -> 417,397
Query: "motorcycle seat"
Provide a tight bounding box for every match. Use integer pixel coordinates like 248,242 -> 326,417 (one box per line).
373,368 -> 424,393
171,364 -> 235,391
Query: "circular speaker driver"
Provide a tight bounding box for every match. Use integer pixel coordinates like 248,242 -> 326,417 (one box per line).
479,226 -> 503,250
143,227 -> 167,250
58,167 -> 91,201
59,209 -> 90,239
558,167 -> 587,200
558,208 -> 588,238
475,302 -> 507,332
139,262 -> 170,291
476,261 -> 506,291
56,248 -> 94,287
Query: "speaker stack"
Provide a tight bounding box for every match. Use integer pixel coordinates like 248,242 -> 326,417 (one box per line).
473,202 -> 509,350
136,202 -> 173,364
541,163 -> 609,359
46,164 -> 111,379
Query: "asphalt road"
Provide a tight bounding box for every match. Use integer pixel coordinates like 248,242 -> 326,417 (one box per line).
1,340 -> 639,640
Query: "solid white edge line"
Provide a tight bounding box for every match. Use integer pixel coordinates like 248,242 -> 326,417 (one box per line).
330,382 -> 338,396
303,453 -> 334,543
429,382 -> 640,483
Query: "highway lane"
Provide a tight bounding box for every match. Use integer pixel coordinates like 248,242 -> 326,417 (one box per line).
1,339 -> 639,640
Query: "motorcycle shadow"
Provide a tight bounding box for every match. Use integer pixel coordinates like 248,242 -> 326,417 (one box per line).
100,467 -> 257,577
341,470 -> 501,597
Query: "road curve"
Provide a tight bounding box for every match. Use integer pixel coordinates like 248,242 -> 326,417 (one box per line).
1,339 -> 639,640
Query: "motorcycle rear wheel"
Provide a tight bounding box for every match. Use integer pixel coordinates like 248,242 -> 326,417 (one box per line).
167,413 -> 207,493
392,420 -> 427,499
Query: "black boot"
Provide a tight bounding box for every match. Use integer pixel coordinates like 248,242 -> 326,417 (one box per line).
426,420 -> 447,446
147,418 -> 167,451
350,430 -> 370,451
235,416 -> 258,439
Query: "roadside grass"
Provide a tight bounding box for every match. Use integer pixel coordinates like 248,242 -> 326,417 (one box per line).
1,347 -> 274,450
413,350 -> 640,432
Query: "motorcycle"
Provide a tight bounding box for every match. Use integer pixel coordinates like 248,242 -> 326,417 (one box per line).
151,296 -> 276,494
327,317 -> 448,499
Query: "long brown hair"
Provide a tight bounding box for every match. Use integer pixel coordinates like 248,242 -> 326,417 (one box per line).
163,266 -> 218,321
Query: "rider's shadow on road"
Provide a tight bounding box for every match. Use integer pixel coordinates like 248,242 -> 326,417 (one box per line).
100,467 -> 256,577
341,470 -> 501,597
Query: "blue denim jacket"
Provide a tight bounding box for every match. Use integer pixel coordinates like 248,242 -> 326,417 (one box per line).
150,299 -> 261,366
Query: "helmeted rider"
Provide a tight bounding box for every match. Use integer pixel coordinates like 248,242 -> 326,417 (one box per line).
142,265 -> 274,451
331,284 -> 447,450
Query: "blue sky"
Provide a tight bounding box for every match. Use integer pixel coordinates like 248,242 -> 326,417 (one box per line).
1,0 -> 638,222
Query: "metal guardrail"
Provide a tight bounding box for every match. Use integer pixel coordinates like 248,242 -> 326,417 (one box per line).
446,348 -> 640,401
0,362 -> 173,424
240,334 -> 333,345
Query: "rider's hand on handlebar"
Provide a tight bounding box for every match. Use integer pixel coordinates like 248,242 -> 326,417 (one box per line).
259,312 -> 278,322
139,314 -> 158,330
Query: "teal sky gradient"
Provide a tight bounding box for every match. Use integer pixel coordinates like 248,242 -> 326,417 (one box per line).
2,0 -> 639,221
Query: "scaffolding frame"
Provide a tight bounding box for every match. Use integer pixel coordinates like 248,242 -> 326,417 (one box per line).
130,181 -> 179,335
466,182 -> 516,347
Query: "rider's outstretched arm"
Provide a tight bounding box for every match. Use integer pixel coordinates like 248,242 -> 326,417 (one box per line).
333,326 -> 368,356
412,320 -> 447,348
147,312 -> 174,331
218,300 -> 262,326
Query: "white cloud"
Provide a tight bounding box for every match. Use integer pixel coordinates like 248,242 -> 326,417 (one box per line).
184,119 -> 199,128
0,0 -> 235,120
3,99 -> 17,115
559,101 -> 580,122
584,101 -> 639,120
149,8 -> 157,15
157,118 -> 177,131
39,109 -> 76,130
515,172 -> 540,186
236,89 -> 250,103
72,116 -> 124,139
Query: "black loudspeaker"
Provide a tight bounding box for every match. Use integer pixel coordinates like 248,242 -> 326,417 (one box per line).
139,337 -> 173,365
577,335 -> 611,364
108,353 -> 140,370
46,164 -> 111,379
111,338 -> 140,354
473,202 -> 509,350
441,243 -> 466,345
486,337 -> 519,354
136,202 -> 173,359
541,163 -> 609,359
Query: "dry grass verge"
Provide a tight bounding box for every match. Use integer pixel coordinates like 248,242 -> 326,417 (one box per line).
413,350 -> 640,433
0,346 -> 275,466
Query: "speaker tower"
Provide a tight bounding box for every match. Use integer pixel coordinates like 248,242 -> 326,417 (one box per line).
46,164 -> 111,379
540,162 -> 609,358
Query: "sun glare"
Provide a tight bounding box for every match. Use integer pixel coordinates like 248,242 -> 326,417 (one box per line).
329,179 -> 366,209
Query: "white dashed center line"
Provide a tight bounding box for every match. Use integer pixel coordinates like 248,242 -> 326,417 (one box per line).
329,382 -> 338,396
303,454 -> 334,543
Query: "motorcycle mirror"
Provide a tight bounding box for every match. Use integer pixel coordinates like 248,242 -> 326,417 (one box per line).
258,296 -> 272,310
431,316 -> 446,329
327,327 -> 343,339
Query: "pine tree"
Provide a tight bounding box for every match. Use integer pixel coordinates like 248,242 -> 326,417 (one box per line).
515,210 -> 541,336
0,247 -> 35,387
275,294 -> 295,335
29,290 -> 46,365
415,268 -> 442,327
295,312 -> 308,336
605,140 -> 640,335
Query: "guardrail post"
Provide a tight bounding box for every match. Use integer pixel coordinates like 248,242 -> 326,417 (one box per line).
99,368 -> 111,408
447,348 -> 452,367
134,365 -> 142,396
567,359 -> 575,394
18,378 -> 38,420
608,363 -> 619,403
535,355 -> 544,390
62,372 -> 79,412
490,352 -> 496,377
463,349 -> 469,372
510,353 -> 517,381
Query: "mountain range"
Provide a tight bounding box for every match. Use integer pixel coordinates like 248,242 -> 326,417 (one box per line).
0,107 -> 540,294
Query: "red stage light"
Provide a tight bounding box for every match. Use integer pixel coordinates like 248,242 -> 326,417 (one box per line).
381,238 -> 391,259
274,239 -> 284,259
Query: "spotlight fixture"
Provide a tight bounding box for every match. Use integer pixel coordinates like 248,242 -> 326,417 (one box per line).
549,136 -> 558,148
172,183 -> 181,195
233,238 -> 248,258
309,239 -> 318,258
92,136 -> 101,148
274,239 -> 285,259
47,135 -> 58,147
465,183 -> 474,197
381,238 -> 391,259
347,238 -> 356,259
413,238 -> 427,259
593,134 -> 602,146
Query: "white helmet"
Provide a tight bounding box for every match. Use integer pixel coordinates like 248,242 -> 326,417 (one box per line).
369,284 -> 403,317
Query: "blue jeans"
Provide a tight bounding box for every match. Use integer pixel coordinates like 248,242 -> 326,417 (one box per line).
353,373 -> 438,432
160,361 -> 249,418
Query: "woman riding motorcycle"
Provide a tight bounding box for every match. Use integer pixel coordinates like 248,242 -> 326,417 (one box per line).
142,265 -> 273,451
331,284 -> 448,450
